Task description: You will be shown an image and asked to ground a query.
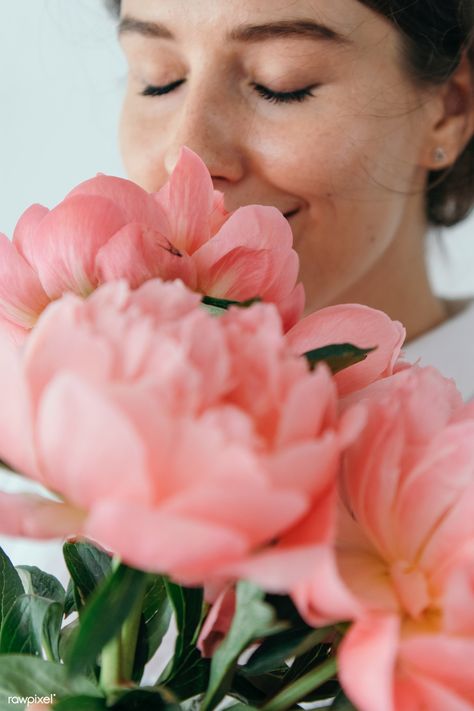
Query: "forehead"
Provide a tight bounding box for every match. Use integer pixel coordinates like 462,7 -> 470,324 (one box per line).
119,0 -> 396,50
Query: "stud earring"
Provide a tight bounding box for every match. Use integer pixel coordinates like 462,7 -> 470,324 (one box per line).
433,147 -> 447,164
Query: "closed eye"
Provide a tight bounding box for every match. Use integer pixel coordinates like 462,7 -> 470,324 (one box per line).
251,82 -> 317,104
140,79 -> 317,104
140,79 -> 186,96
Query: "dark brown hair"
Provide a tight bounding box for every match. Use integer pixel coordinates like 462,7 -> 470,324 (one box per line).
107,0 -> 474,226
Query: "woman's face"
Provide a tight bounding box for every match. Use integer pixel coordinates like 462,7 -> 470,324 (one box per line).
119,0 -> 436,312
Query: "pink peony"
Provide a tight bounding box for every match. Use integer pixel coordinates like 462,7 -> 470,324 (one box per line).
0,148 -> 304,336
293,367 -> 473,711
219,366 -> 474,709
197,586 -> 237,657
0,278 -> 353,586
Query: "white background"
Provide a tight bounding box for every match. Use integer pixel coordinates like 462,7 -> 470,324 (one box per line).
1,0 -> 473,297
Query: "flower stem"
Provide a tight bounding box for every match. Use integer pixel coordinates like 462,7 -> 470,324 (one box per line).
100,634 -> 123,692
261,657 -> 338,711
120,575 -> 148,681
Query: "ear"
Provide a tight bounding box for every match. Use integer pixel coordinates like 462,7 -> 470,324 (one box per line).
420,52 -> 474,170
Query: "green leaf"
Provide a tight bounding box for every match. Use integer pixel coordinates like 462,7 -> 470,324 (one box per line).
200,303 -> 229,317
230,674 -> 269,707
263,594 -> 308,627
0,656 -> 101,711
281,640 -> 331,686
200,582 -> 285,711
261,658 -> 337,711
110,687 -> 181,710
64,578 -> 78,617
66,564 -> 148,675
330,690 -> 357,710
233,670 -> 286,705
62,541 -> 112,612
241,625 -> 330,677
0,545 -> 24,628
160,581 -> 204,676
303,343 -> 376,374
201,296 -> 262,312
132,575 -> 172,682
59,619 -> 79,663
159,647 -> 210,700
0,594 -> 62,661
16,565 -> 66,606
142,576 -> 172,660
53,697 -> 108,711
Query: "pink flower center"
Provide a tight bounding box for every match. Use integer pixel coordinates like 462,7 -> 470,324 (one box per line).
390,560 -> 431,620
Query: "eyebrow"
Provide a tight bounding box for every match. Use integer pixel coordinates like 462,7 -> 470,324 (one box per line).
118,17 -> 350,45
230,19 -> 350,44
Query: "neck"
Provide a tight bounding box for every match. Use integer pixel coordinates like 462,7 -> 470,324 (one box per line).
307,200 -> 449,343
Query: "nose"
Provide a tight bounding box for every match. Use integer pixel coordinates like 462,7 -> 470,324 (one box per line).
163,79 -> 246,185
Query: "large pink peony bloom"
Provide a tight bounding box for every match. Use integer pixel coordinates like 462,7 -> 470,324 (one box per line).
293,367 -> 474,711
219,366 -> 474,709
0,148 -> 304,336
0,278 -> 355,585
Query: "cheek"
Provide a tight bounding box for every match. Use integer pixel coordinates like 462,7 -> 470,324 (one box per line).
250,110 -> 419,204
248,119 -> 418,305
119,92 -> 169,190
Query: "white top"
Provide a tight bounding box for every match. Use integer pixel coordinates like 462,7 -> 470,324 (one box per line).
403,300 -> 474,402
1,303 -> 473,586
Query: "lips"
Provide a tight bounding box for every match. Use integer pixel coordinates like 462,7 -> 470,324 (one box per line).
284,209 -> 300,220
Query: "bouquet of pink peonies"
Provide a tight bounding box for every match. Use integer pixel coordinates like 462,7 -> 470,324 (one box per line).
0,150 -> 472,711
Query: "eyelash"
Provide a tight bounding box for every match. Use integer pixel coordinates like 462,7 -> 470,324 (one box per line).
141,79 -> 186,96
140,80 -> 316,104
251,82 -> 316,104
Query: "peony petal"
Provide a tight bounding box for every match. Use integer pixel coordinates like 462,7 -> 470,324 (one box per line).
341,405 -> 405,561
277,282 -> 306,332
395,421 -> 474,565
218,488 -> 357,622
26,195 -> 126,299
267,436 -> 339,501
396,676 -> 474,711
37,373 -> 152,509
84,500 -> 247,583
286,304 -> 406,395
343,366 -> 462,443
12,203 -> 49,265
22,294 -> 113,413
276,365 -> 337,446
161,479 -> 308,548
442,554 -> 474,636
422,483 -> 474,592
338,615 -> 399,711
399,635 -> 474,705
0,491 -> 84,539
197,586 -> 236,657
209,190 -> 229,235
193,205 -> 294,278
336,501 -> 399,615
0,330 -> 37,478
95,222 -> 197,290
66,173 -> 169,230
262,249 -> 301,303
0,234 -> 49,327
0,316 -> 28,346
194,204 -> 293,267
154,147 -> 214,254
196,247 -> 276,301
